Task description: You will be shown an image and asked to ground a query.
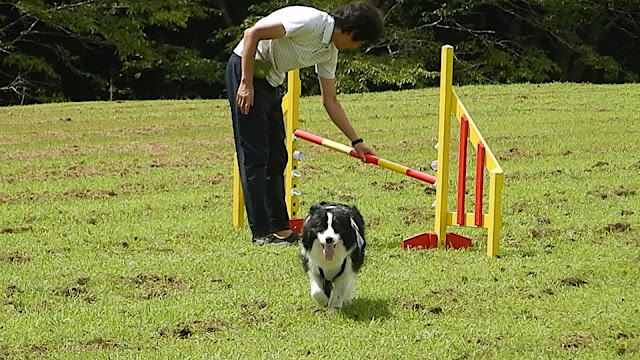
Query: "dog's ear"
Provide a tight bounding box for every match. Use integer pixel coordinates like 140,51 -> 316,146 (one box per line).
349,205 -> 365,232
309,203 -> 322,215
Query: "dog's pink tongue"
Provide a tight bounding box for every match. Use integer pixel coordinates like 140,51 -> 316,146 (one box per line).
323,244 -> 335,260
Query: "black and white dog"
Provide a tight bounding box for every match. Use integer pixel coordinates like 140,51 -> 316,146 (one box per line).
299,202 -> 366,312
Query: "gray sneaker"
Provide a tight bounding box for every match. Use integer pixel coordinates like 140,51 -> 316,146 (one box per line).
252,233 -> 301,247
251,236 -> 272,246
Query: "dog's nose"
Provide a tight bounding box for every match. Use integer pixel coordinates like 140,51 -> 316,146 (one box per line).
325,237 -> 335,244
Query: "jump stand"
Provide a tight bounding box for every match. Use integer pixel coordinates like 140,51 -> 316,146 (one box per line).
232,45 -> 504,257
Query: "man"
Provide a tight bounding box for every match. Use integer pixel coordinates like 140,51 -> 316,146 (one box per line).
225,2 -> 384,246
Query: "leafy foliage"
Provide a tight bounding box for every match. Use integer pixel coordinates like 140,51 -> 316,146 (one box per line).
0,0 -> 214,104
1,0 -> 639,104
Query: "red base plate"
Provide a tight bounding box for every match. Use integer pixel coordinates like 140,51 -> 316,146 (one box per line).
402,232 -> 472,250
289,218 -> 305,234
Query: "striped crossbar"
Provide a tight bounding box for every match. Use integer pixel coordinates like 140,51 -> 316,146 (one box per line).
294,129 -> 437,184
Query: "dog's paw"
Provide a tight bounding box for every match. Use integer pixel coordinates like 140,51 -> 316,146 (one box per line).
311,290 -> 329,307
329,307 -> 341,315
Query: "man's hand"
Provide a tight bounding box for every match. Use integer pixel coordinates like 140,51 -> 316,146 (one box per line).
353,142 -> 373,161
236,82 -> 254,115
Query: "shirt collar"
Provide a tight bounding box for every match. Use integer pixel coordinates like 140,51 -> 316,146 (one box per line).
322,15 -> 335,44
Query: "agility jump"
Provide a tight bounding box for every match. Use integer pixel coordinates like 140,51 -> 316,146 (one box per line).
232,45 -> 504,257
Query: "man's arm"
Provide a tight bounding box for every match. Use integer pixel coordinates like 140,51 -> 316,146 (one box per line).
318,76 -> 373,160
236,23 -> 286,115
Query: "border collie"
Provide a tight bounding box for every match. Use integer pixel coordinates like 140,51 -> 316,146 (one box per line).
299,202 -> 366,312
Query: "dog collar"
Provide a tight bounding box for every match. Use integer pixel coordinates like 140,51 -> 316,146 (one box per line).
319,258 -> 347,282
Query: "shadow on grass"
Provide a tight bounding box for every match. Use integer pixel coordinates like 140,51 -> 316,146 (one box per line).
342,297 -> 392,321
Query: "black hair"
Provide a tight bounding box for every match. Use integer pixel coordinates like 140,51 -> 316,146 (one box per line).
331,1 -> 384,43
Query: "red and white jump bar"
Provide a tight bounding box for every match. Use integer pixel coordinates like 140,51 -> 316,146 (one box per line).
293,129 -> 436,184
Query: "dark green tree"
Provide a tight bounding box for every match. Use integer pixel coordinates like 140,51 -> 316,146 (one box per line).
0,0 -> 219,105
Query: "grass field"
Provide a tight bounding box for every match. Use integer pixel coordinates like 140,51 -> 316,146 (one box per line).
1,82 -> 639,359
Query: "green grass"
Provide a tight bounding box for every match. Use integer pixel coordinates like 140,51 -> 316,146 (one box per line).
1,83 -> 639,359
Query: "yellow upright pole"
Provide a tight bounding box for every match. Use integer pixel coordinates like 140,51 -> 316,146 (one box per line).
232,70 -> 301,229
487,172 -> 503,256
232,154 -> 244,228
284,70 -> 302,219
434,45 -> 454,248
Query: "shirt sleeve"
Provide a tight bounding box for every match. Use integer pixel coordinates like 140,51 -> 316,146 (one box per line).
315,50 -> 338,79
256,7 -> 321,38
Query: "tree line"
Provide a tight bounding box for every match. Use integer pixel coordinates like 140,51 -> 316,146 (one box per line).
1,0 -> 638,106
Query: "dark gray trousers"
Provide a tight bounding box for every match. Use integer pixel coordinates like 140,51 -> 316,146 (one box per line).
225,54 -> 290,238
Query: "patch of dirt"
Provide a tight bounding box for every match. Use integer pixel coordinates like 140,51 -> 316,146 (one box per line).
63,164 -> 110,178
240,300 -> 271,325
0,193 -> 9,204
520,290 -> 540,300
537,216 -> 551,224
242,299 -> 268,310
394,296 -> 446,315
592,161 -> 609,168
6,285 -> 22,295
542,288 -> 555,295
1,299 -> 25,313
173,324 -> 194,339
587,186 -> 636,199
544,193 -> 568,207
427,288 -> 456,297
299,163 -> 320,174
63,189 -> 117,199
604,222 -> 631,233
614,332 -> 632,340
209,173 -> 226,185
0,342 -> 46,358
0,252 -> 31,264
4,144 -> 97,160
364,216 -> 380,227
558,277 -> 587,287
121,274 -> 189,299
51,285 -> 96,303
560,334 -> 591,350
618,347 -> 640,356
339,194 -> 356,203
381,180 -> 407,191
83,338 -> 119,349
511,202 -> 526,213
530,226 -> 561,238
424,185 -> 436,195
399,206 -> 434,225
499,147 -> 532,160
621,209 -> 635,216
612,187 -> 636,197
0,226 -> 33,234
587,189 -> 609,199
158,318 -> 227,339
0,346 -> 21,358
504,172 -> 524,181
192,319 -> 228,333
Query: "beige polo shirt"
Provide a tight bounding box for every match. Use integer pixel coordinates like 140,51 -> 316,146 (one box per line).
233,6 -> 339,87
